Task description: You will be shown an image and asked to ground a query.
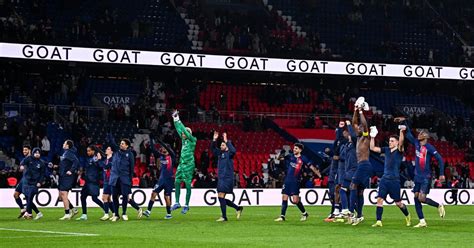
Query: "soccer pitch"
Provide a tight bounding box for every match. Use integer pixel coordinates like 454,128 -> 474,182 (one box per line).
0,206 -> 473,248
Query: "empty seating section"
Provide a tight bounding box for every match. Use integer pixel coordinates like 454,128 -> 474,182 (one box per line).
267,0 -> 454,63
362,91 -> 470,118
199,84 -> 319,113
76,79 -> 145,106
88,120 -> 138,145
14,0 -> 190,51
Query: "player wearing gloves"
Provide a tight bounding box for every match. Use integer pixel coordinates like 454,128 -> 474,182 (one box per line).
370,125 -> 411,227
396,117 -> 445,228
348,97 -> 372,226
170,110 -> 197,214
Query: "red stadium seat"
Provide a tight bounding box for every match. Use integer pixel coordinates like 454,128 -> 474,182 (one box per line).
7,177 -> 17,187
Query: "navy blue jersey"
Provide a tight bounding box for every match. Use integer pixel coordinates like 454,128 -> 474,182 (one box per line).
151,137 -> 176,183
108,148 -> 135,186
211,141 -> 236,181
283,154 -> 312,184
333,127 -> 346,157
345,124 -> 358,174
100,156 -> 113,185
382,147 -> 403,180
22,156 -> 47,186
59,147 -> 79,177
405,124 -> 444,181
83,156 -> 102,184
159,155 -> 174,183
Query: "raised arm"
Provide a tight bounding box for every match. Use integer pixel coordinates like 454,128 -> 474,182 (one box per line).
369,126 -> 381,153
222,132 -> 235,157
155,137 -> 176,159
359,110 -> 368,135
430,146 -> 445,180
398,126 -> 405,152
333,121 -> 345,159
211,131 -> 220,157
346,121 -> 357,142
400,120 -> 417,146
370,137 -> 381,153
106,133 -> 119,151
172,110 -> 197,143
226,141 -> 236,157
352,108 -> 359,127
149,135 -> 163,157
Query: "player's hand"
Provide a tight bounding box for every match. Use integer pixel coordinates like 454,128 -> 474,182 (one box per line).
222,132 -> 228,143
338,121 -> 345,128
96,153 -> 102,160
355,96 -> 365,108
36,183 -> 41,187
394,117 -> 406,123
398,125 -> 407,131
171,109 -> 180,121
369,126 -> 378,138
19,165 -> 24,172
362,101 -> 370,111
66,171 -> 72,176
213,131 -> 219,141
345,120 -> 351,126
439,175 -> 445,182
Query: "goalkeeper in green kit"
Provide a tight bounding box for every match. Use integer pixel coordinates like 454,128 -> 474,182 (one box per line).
170,110 -> 197,214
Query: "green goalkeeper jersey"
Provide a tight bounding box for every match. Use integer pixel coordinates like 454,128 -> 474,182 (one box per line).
174,120 -> 197,166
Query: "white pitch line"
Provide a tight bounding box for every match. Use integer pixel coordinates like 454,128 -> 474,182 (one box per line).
0,235 -> 85,239
0,228 -> 99,236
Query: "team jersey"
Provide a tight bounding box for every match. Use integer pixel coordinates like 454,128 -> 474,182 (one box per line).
159,154 -> 174,183
283,154 -> 312,184
101,156 -> 113,185
174,120 -> 197,166
381,147 -> 403,180
405,125 -> 444,181
83,156 -> 102,184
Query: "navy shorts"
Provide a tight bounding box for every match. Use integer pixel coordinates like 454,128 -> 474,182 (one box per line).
217,179 -> 234,194
337,160 -> 346,185
377,178 -> 401,201
413,178 -> 431,195
59,176 -> 74,191
344,169 -> 356,184
352,160 -> 373,189
15,180 -> 23,193
328,181 -> 335,197
282,181 -> 300,196
22,184 -> 38,198
103,184 -> 112,195
112,179 -> 131,196
153,181 -> 173,196
82,183 -> 100,197
329,160 -> 339,182
342,179 -> 352,189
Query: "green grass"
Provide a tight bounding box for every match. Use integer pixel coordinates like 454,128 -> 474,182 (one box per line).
0,206 -> 473,247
